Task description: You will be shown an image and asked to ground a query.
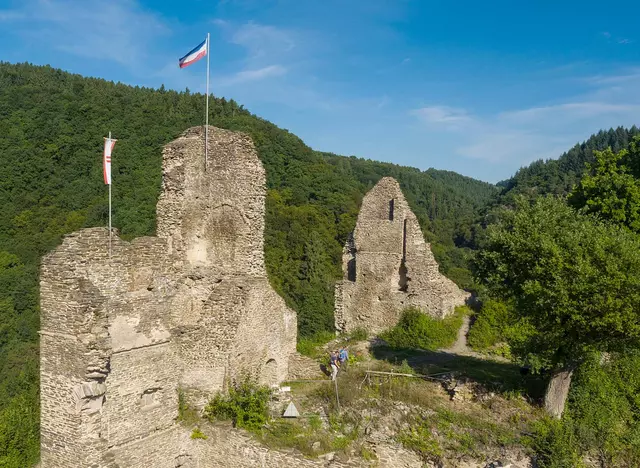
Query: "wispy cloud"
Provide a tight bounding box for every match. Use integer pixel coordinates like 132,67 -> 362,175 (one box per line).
412,106 -> 472,129
219,64 -> 287,86
230,22 -> 295,59
1,0 -> 168,70
600,31 -> 634,46
412,73 -> 640,166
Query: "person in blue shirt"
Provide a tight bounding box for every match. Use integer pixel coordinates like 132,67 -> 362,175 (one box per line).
338,347 -> 349,372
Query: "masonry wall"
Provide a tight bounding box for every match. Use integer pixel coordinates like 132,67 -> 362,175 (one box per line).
40,126 -> 298,467
335,177 -> 469,334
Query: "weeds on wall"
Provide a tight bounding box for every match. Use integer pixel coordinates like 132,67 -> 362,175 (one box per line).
177,388 -> 200,427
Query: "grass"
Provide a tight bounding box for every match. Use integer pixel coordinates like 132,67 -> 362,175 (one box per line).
258,415 -> 360,458
297,330 -> 335,358
371,344 -> 547,400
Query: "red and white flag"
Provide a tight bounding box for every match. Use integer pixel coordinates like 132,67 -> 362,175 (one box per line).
103,137 -> 116,185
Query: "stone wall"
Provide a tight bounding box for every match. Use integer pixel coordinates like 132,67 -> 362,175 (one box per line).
335,177 -> 469,334
40,126 -> 297,467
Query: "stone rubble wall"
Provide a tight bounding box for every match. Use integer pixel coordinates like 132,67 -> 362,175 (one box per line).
335,177 -> 469,334
40,126 -> 298,467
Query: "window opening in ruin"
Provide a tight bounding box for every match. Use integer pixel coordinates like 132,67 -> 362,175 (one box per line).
263,359 -> 278,386
402,219 -> 407,259
347,258 -> 356,282
398,261 -> 409,292
399,219 -> 409,292
389,199 -> 395,221
140,388 -> 161,410
345,233 -> 357,282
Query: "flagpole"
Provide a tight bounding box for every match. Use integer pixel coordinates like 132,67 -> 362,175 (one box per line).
205,32 -> 210,171
108,131 -> 112,258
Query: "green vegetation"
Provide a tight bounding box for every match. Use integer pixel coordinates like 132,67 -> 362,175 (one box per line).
498,126 -> 640,203
474,135 -> 640,465
399,406 -> 522,463
204,377 -> 272,432
190,427 -> 208,440
569,142 -> 640,233
296,330 -> 335,358
259,416 -> 361,458
534,351 -> 640,467
474,197 -> 640,381
347,328 -> 369,342
177,388 -> 200,427
380,306 -> 469,351
467,299 -> 511,351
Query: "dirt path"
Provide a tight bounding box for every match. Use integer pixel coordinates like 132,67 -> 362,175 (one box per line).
447,314 -> 473,355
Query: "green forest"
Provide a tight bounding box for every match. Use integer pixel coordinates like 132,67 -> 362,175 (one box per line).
0,62 -> 496,465
2,61 -> 640,467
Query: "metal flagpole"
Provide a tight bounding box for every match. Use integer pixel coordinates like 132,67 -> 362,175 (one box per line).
205,32 -> 210,171
108,131 -> 112,258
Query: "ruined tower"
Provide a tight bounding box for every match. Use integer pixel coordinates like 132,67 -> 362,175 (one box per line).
40,126 -> 297,467
334,177 -> 469,334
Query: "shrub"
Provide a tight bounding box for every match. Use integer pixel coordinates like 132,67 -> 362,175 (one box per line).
380,306 -> 469,351
297,330 -> 335,358
467,299 -> 512,351
528,418 -> 583,468
204,376 -> 272,432
528,351 -> 640,467
349,328 -> 369,341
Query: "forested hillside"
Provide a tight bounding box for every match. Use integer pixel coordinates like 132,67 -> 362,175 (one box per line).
498,126 -> 640,202
0,62 -> 496,465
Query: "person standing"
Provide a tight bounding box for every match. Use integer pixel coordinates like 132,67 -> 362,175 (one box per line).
330,351 -> 339,381
338,347 -> 349,372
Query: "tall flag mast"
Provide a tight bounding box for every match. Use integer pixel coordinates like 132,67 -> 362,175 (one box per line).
179,34 -> 210,170
103,132 -> 117,257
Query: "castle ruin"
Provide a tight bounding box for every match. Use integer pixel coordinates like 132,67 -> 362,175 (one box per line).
39,126 -> 298,467
334,177 -> 469,334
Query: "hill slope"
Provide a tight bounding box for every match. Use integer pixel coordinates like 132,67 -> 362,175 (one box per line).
0,62 -> 496,466
498,126 -> 640,202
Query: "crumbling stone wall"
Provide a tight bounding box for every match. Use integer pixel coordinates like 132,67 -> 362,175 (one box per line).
40,126 -> 297,467
335,177 -> 469,334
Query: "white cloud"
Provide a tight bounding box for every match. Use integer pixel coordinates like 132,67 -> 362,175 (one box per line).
412,73 -> 640,166
412,106 -> 472,128
214,20 -> 297,67
1,0 -> 168,70
218,64 -> 287,86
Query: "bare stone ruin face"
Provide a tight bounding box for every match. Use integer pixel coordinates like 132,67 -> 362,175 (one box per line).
40,126 -> 297,467
334,177 -> 470,334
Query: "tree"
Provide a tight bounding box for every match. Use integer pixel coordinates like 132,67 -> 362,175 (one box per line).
473,196 -> 640,417
569,145 -> 640,232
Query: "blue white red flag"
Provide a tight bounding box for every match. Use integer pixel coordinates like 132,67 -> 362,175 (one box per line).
179,38 -> 208,69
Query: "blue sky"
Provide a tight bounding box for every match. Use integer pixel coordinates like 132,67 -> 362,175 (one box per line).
1,0 -> 639,182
